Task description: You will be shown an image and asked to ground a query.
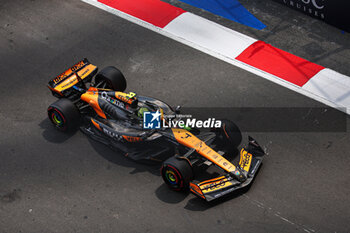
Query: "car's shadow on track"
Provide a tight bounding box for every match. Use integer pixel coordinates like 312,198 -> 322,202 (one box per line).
40,118 -> 162,176
86,136 -> 162,176
155,184 -> 189,204
39,119 -> 76,143
184,186 -> 250,211
40,120 -> 261,210
81,133 -> 193,203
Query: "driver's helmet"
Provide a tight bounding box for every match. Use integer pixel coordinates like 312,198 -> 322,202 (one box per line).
137,107 -> 149,118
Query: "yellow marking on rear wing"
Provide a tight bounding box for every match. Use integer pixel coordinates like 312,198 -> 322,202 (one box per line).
52,60 -> 86,85
54,64 -> 97,92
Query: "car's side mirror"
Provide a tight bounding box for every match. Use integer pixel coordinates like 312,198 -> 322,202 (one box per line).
175,105 -> 181,114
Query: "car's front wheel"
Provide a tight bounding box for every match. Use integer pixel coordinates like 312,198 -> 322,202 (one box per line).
214,119 -> 242,148
161,157 -> 193,191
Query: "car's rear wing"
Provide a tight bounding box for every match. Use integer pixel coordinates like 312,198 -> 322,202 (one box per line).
48,58 -> 98,96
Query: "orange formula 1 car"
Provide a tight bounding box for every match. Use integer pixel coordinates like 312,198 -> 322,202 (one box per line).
47,59 -> 265,201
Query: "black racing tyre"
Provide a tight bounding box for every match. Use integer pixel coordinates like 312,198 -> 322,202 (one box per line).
95,66 -> 127,92
47,98 -> 80,132
161,157 -> 193,191
215,119 -> 242,148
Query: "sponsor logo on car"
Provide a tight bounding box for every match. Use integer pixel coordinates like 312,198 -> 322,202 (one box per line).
53,60 -> 85,84
101,91 -> 125,108
102,128 -> 123,140
239,149 -> 252,172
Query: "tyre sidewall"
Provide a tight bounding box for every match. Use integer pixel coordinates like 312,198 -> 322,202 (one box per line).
161,157 -> 193,191
95,66 -> 126,92
48,99 -> 80,132
217,119 -> 242,148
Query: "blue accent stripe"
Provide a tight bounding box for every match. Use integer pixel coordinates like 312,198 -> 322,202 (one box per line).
179,0 -> 266,30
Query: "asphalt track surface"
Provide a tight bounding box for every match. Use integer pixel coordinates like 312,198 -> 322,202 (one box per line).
0,0 -> 349,232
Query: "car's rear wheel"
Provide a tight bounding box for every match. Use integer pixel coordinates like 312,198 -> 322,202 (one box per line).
48,98 -> 80,132
161,157 -> 193,191
215,119 -> 242,148
95,66 -> 127,92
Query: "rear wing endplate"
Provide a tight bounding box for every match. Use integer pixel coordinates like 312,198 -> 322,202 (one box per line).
48,58 -> 97,95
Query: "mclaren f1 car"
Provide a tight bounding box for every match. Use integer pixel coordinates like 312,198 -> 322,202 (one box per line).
47,59 -> 265,201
